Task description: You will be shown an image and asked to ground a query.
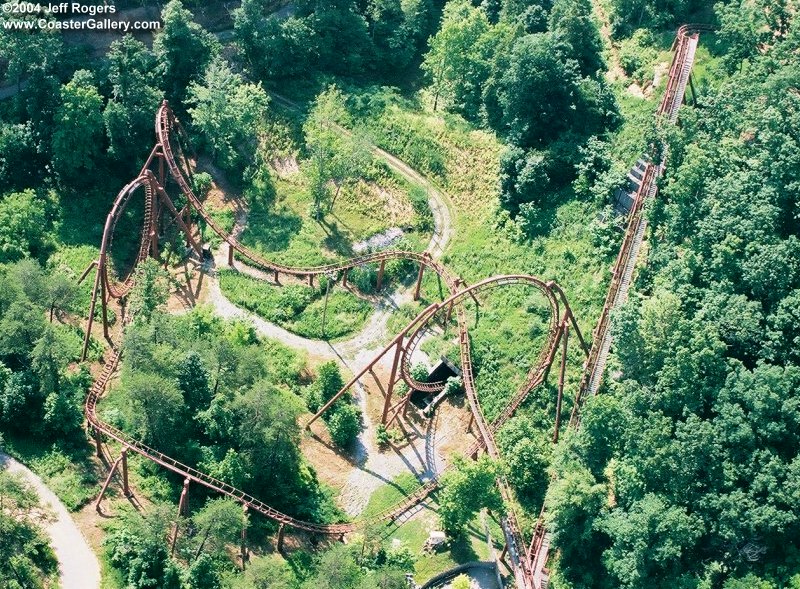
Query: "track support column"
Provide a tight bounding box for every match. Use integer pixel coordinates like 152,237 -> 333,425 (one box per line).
382,341 -> 404,425
376,260 -> 385,290
276,523 -> 285,553
95,453 -> 123,513
413,255 -> 429,301
171,479 -> 190,556
94,429 -> 103,458
554,324 -> 568,443
342,269 -> 348,288
121,447 -> 131,497
228,243 -> 234,266
241,506 -> 248,569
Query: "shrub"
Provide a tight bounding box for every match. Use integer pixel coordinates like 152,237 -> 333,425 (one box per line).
618,29 -> 659,85
408,184 -> 434,231
349,266 -> 377,293
375,424 -> 390,446
327,404 -> 361,448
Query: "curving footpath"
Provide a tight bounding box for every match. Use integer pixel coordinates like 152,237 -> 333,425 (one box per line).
82,102 -> 585,589
0,452 -> 101,589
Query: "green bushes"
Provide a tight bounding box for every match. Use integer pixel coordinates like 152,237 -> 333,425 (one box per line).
307,361 -> 362,449
218,269 -> 372,340
618,29 -> 659,85
29,446 -> 97,511
409,184 -> 434,232
327,404 -> 362,447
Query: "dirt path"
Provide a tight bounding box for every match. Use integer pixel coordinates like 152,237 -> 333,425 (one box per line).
591,0 -> 625,81
0,452 -> 101,589
199,106 -> 459,514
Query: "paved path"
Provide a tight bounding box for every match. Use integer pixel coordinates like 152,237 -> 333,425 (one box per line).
0,452 -> 101,589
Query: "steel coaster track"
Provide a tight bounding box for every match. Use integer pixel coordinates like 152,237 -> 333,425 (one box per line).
84,100 -> 577,585
572,24 -> 711,423
522,24 -> 710,589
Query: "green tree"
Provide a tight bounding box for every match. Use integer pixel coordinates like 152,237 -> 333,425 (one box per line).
307,360 -> 345,412
438,455 -> 503,535
545,463 -> 606,576
104,36 -> 163,171
128,259 -> 170,324
51,70 -> 105,184
549,0 -> 604,77
122,370 -> 187,454
328,404 -> 362,448
421,0 -> 497,117
0,123 -> 44,191
234,1 -> 317,81
191,498 -> 246,560
493,33 -> 582,148
44,272 -> 77,323
177,351 -> 212,414
598,494 -> 704,588
305,543 -> 363,589
153,0 -> 219,105
105,505 -> 182,589
303,86 -> 371,218
0,191 -> 50,263
497,416 -> 550,507
0,15 -> 63,90
232,554 -> 297,589
187,58 -> 269,181
451,575 -> 471,589
185,554 -> 222,589
305,1 -> 373,77
31,325 -> 68,399
0,471 -> 58,589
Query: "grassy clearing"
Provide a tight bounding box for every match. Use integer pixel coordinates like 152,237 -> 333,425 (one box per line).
201,203 -> 236,249
236,131 -> 431,268
1,435 -> 98,511
218,268 -> 372,340
360,473 -> 423,520
384,504 -> 503,584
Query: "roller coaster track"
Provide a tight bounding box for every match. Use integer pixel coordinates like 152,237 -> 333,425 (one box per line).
83,24 -> 707,588
515,24 -> 710,589
572,24 -> 711,420
83,100 -> 589,588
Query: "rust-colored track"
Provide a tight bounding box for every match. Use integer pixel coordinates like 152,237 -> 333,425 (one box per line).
523,24 -> 710,589
572,24 -> 712,421
84,100 -> 583,575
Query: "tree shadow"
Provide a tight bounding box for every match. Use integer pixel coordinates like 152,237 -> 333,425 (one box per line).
320,218 -> 354,257
245,206 -> 302,253
450,534 -> 480,563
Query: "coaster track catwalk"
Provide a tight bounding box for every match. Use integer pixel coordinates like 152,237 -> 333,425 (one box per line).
83,102 -> 588,588
519,24 -> 710,589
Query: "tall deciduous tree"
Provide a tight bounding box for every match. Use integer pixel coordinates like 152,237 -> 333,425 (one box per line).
421,0 -> 497,117
438,455 -> 502,535
104,36 -> 163,172
303,87 -> 371,218
153,0 -> 219,107
51,70 -> 104,184
187,58 -> 269,181
0,191 -> 50,263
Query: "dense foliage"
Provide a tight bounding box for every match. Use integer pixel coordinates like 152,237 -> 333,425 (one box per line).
0,470 -> 59,589
548,10 -> 800,588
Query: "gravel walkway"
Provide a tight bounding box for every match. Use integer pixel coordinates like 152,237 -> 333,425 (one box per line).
201,131 -> 456,515
0,452 -> 101,589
